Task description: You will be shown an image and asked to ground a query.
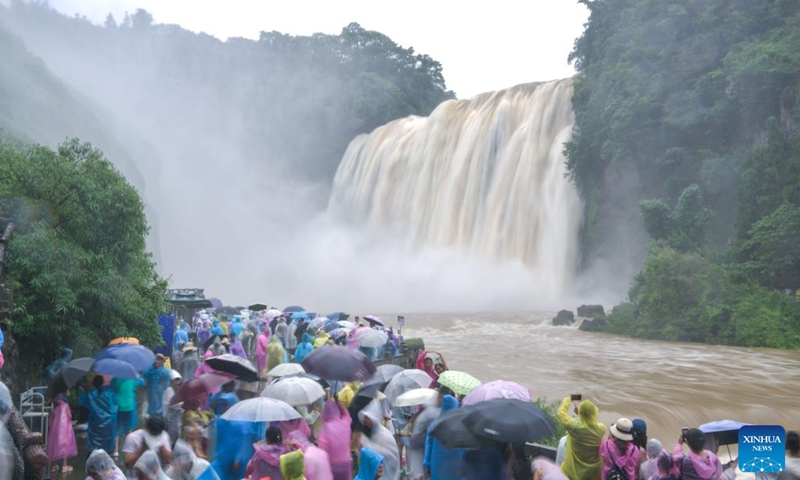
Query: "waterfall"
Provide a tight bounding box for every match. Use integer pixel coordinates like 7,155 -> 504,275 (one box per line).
328,79 -> 583,296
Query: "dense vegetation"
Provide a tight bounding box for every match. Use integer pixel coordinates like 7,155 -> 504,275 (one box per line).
567,0 -> 800,347
0,139 -> 167,374
0,1 -> 455,181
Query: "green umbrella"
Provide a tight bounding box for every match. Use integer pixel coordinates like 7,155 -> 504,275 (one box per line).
437,370 -> 482,396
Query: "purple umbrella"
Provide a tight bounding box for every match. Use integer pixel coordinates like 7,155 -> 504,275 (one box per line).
301,345 -> 376,382
363,315 -> 384,327
461,380 -> 531,406
93,358 -> 139,379
208,298 -> 223,309
95,344 -> 155,372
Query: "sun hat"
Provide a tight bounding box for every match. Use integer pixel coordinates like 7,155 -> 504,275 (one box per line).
610,417 -> 634,441
181,342 -> 198,352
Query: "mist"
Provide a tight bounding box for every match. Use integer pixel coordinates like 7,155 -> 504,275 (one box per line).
0,2 -> 627,312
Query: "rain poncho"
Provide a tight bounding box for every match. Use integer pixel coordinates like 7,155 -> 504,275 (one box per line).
640,440 -> 664,480
276,320 -> 288,344
280,450 -> 306,480
415,351 -> 437,386
287,432 -> 333,480
174,323 -> 190,351
178,350 -> 201,382
208,390 -> 238,417
80,386 -> 118,454
672,444 -> 722,480
134,450 -> 169,480
535,457 -> 570,480
358,400 -> 400,480
313,331 -> 330,349
86,449 -> 127,480
166,440 -> 219,480
317,401 -> 352,480
423,395 -> 465,480
229,338 -> 248,360
212,419 -> 262,480
256,331 -> 270,374
195,351 -> 215,378
557,397 -> 605,480
600,439 -> 640,480
354,447 -> 385,480
408,404 -> 440,480
278,419 -> 311,443
247,442 -> 286,480
268,336 -> 287,372
210,320 -> 224,337
294,334 -> 313,363
336,382 -> 359,409
197,323 -> 211,349
462,448 -> 505,480
286,321 -> 299,350
230,317 -> 244,338
45,394 -> 78,461
143,365 -> 171,415
45,348 -> 73,382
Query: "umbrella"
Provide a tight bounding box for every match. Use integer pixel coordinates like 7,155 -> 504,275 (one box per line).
92,358 -> 139,379
47,357 -> 95,398
461,380 -> 531,406
203,334 -> 228,351
248,303 -> 268,312
278,372 -> 329,390
363,315 -> 384,327
291,312 -> 309,320
337,320 -> 357,329
95,344 -> 155,372
261,376 -> 326,406
324,322 -> 343,333
216,306 -> 240,316
301,346 -> 376,382
437,370 -> 482,396
171,372 -> 236,405
699,420 -> 751,446
326,312 -> 349,321
108,337 -> 139,345
267,363 -> 305,378
283,306 -> 305,313
354,381 -> 382,401
384,369 -> 434,402
208,298 -> 223,309
222,397 -> 301,423
307,317 -> 326,330
205,354 -> 259,382
264,309 -> 283,319
430,407 -> 498,449
358,329 -> 389,348
368,364 -> 404,384
462,398 -> 556,444
395,388 -> 438,407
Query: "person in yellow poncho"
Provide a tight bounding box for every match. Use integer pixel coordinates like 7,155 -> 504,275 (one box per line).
280,449 -> 307,480
557,395 -> 606,480
267,335 -> 286,372
313,330 -> 330,349
336,381 -> 361,409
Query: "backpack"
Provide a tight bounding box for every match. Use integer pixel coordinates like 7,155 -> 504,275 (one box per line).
606,442 -> 631,480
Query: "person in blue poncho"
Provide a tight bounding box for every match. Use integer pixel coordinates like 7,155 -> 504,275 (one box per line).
80,375 -> 118,455
230,317 -> 244,338
210,319 -> 224,337
212,418 -> 263,480
143,354 -> 171,415
354,447 -> 385,480
424,394 -> 466,480
293,333 -> 314,363
45,347 -> 73,383
174,322 -> 190,351
209,381 -> 239,417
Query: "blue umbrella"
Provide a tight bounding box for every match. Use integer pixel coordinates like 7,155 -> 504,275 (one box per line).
95,344 -> 155,372
326,312 -> 349,321
699,420 -> 751,446
323,320 -> 341,333
290,312 -> 309,320
283,306 -> 305,313
93,358 -> 140,379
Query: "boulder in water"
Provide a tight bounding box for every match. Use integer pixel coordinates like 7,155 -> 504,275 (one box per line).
579,317 -> 608,332
577,305 -> 605,317
552,310 -> 575,326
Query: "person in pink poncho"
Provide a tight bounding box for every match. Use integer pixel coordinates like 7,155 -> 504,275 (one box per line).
672,429 -> 722,480
600,418 -> 641,480
195,350 -> 214,378
286,431 -> 333,480
46,393 -> 78,474
533,456 -> 569,480
415,351 -> 438,386
316,400 -> 352,480
246,426 -> 286,480
256,327 -> 270,377
277,418 -> 311,444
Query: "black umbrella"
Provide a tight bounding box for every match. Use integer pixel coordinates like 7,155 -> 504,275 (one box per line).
47,357 -> 95,398
430,407 -> 498,449
347,382 -> 383,433
205,354 -> 259,382
301,346 -> 376,382
216,306 -> 240,316
203,334 -> 228,351
463,399 -> 556,444
248,303 -> 268,312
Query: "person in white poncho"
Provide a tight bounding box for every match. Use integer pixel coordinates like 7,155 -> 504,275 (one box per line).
357,399 -> 400,480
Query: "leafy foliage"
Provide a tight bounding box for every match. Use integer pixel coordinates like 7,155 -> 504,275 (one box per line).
639,184 -> 714,252
0,139 -> 166,373
532,397 -> 567,448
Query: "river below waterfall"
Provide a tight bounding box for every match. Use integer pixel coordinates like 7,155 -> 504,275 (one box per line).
395,311 -> 800,455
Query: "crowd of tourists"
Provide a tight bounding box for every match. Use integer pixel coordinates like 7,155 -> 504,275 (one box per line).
11,307 -> 799,480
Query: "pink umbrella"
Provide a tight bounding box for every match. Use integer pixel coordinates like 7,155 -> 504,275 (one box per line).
461,380 -> 531,406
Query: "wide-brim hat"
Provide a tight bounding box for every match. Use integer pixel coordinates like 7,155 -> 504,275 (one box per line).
181,342 -> 198,352
610,417 -> 634,441
221,338 -> 230,345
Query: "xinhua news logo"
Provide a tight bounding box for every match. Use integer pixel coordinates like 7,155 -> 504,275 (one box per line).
738,425 -> 785,473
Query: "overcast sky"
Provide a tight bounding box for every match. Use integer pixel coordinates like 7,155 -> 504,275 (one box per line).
47,0 -> 589,99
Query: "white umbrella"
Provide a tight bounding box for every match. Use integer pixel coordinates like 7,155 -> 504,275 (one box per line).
358,329 -> 389,348
261,376 -> 326,406
308,317 -> 326,330
337,320 -> 357,329
267,363 -> 305,378
384,369 -> 434,402
394,388 -> 438,407
264,309 -> 282,319
221,397 -> 301,422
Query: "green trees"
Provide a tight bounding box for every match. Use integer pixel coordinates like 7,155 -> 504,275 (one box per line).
569,0 -> 800,348
0,139 -> 166,372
